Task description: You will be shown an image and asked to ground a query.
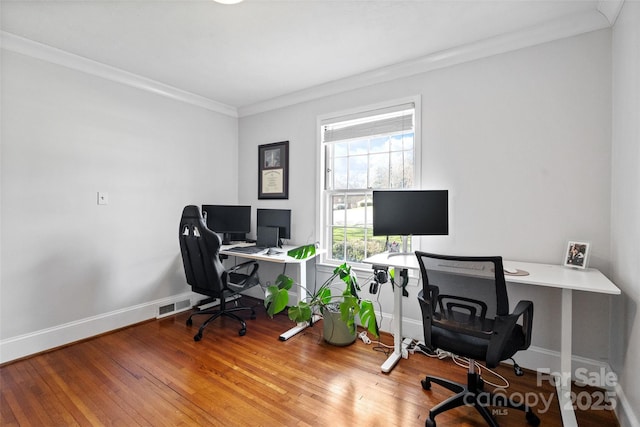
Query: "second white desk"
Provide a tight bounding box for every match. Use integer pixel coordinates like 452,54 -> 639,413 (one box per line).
363,252 -> 620,427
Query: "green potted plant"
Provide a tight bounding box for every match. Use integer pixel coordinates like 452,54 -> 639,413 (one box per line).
264,256 -> 379,346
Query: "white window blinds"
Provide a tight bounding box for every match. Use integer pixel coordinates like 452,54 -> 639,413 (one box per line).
322,103 -> 414,143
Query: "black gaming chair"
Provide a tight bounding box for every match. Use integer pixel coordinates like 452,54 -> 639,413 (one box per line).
415,251 -> 538,427
179,205 -> 260,341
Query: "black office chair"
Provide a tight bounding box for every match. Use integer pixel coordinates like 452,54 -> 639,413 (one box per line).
179,205 -> 260,341
415,251 -> 538,427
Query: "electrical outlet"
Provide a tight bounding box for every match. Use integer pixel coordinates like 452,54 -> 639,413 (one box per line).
97,192 -> 109,205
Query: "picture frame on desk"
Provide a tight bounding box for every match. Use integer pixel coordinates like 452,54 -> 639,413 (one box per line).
258,141 -> 289,199
564,240 -> 590,269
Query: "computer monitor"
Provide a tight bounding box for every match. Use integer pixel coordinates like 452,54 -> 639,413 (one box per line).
201,204 -> 251,244
372,190 -> 448,252
257,208 -> 291,245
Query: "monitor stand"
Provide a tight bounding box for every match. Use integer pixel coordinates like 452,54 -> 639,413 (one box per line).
221,232 -> 247,245
387,235 -> 411,258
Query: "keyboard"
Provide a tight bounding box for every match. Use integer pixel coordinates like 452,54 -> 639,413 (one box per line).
225,246 -> 269,255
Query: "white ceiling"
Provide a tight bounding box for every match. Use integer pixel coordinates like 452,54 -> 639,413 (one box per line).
0,0 -> 619,115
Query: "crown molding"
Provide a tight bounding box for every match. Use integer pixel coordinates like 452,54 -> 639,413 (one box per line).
238,8 -> 612,118
597,0 -> 625,25
0,31 -> 238,118
1,4 -> 616,121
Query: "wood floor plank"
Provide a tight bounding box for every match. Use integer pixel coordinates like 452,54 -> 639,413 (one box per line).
0,297 -> 619,426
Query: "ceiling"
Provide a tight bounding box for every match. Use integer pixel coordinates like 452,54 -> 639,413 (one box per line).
0,0 -> 620,115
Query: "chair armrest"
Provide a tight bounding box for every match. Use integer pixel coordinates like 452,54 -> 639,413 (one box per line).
417,289 -> 435,350
512,300 -> 534,349
486,300 -> 534,368
229,260 -> 259,273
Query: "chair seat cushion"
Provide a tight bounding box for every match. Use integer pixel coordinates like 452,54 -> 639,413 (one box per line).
228,272 -> 259,289
431,323 -> 526,362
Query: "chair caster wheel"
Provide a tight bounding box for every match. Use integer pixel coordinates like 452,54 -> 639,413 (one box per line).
421,378 -> 431,390
526,411 -> 540,426
194,333 -> 202,342
250,313 -> 256,320
425,418 -> 436,427
186,318 -> 193,326
239,329 -> 246,336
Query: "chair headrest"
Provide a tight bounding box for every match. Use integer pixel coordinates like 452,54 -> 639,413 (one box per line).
182,205 -> 202,219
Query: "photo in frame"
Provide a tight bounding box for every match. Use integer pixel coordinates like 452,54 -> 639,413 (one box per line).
563,241 -> 590,269
258,141 -> 289,199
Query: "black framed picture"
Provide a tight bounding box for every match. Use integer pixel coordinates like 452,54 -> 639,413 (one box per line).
563,240 -> 590,269
258,141 -> 289,199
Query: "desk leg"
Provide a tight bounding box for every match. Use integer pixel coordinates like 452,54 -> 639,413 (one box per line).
381,268 -> 405,373
555,288 -> 578,427
279,315 -> 322,341
279,258 -> 315,341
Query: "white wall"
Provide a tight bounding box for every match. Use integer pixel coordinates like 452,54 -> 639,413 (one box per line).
610,2 -> 640,426
0,50 -> 238,359
239,30 -> 614,365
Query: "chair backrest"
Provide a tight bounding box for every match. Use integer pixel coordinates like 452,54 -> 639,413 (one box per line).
415,251 -> 510,319
179,205 -> 227,296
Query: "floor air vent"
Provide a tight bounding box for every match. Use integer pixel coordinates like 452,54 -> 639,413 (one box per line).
158,303 -> 175,316
175,299 -> 191,311
157,299 -> 192,318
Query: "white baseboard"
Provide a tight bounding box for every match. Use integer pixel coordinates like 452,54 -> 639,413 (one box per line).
0,292 -> 198,364
2,294 -> 637,426
614,381 -> 640,427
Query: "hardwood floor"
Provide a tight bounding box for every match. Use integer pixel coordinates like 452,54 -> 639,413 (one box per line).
1,298 -> 619,426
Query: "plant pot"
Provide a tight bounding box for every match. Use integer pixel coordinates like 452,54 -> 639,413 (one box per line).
321,308 -> 356,346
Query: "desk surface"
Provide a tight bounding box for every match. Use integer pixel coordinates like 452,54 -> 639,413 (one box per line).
363,253 -> 620,295
221,243 -> 322,264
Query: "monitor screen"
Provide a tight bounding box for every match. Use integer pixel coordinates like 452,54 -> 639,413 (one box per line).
372,190 -> 448,236
257,208 -> 291,240
201,205 -> 251,235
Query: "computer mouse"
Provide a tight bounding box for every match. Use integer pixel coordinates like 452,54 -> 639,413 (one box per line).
267,248 -> 281,255
504,266 -> 518,274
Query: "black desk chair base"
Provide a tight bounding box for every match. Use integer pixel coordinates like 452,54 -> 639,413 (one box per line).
421,362 -> 540,427
186,297 -> 257,341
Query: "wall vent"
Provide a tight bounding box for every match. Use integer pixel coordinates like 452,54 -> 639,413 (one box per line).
158,303 -> 175,316
157,299 -> 192,319
175,299 -> 191,311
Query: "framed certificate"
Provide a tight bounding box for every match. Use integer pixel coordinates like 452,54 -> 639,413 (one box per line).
258,141 -> 289,199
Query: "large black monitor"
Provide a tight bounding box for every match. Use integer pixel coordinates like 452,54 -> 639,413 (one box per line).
201,204 -> 251,244
372,190 -> 449,237
257,208 -> 291,244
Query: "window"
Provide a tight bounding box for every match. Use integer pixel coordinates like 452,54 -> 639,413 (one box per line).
320,99 -> 419,264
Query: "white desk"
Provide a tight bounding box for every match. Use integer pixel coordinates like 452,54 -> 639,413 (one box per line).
363,253 -> 620,427
499,260 -> 619,427
221,243 -> 323,340
363,253 -> 419,373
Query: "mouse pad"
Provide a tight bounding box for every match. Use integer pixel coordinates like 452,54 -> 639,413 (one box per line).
505,269 -> 530,276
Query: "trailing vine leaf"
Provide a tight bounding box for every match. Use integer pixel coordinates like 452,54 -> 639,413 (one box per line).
287,244 -> 316,259
264,285 -> 289,317
275,273 -> 294,290
318,287 -> 332,305
358,300 -> 379,337
288,302 -> 311,323
339,295 -> 359,333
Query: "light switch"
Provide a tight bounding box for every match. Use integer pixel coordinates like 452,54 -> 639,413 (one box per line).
97,192 -> 109,205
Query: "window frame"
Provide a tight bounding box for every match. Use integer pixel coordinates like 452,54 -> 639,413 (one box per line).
317,96 -> 422,268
